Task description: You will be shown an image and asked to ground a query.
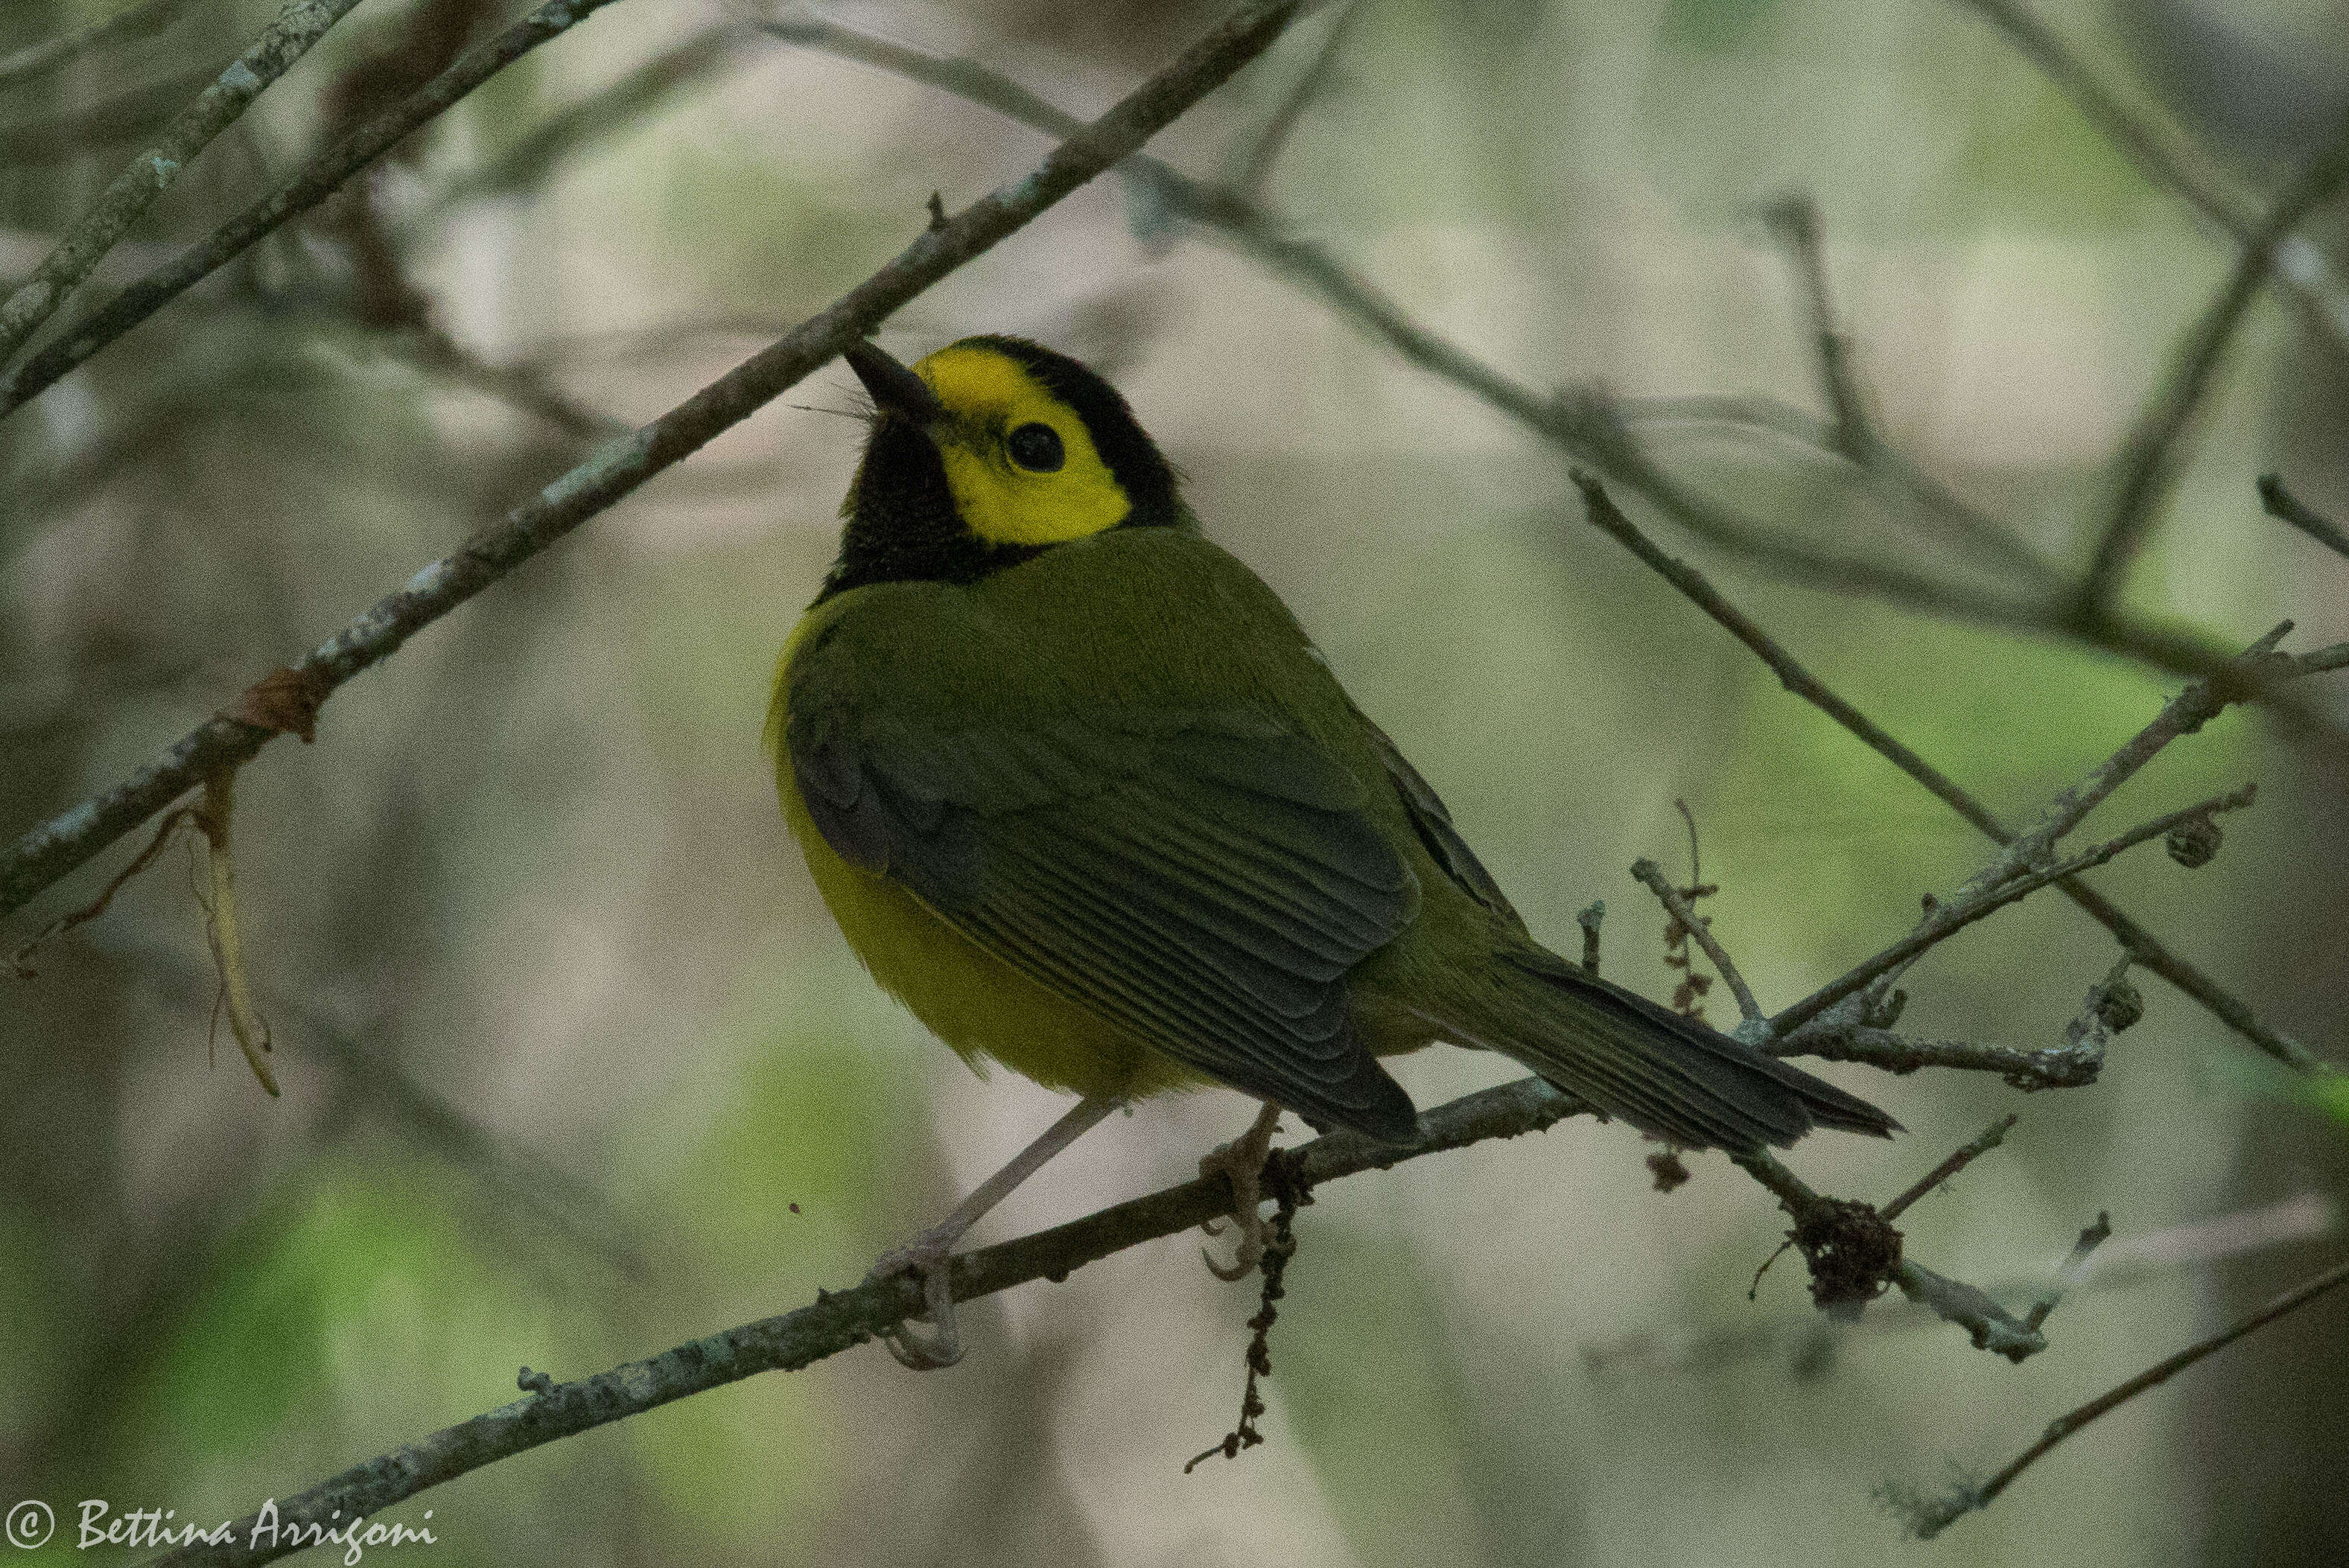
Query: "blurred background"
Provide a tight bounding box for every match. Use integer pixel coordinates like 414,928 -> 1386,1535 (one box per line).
4,0 -> 2348,1563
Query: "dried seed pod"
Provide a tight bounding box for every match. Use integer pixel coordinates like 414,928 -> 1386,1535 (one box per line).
2094,977 -> 2146,1033
2166,816 -> 2222,870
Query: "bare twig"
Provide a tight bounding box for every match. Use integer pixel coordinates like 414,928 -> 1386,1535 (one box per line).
143,1074 -> 1586,1568
1760,193 -> 1871,459
2024,1211 -> 2114,1331
1630,855 -> 1761,1029
1892,1255 -> 2349,1537
1770,783 -> 2258,1038
0,0 -> 366,369
1734,1146 -> 2044,1352
429,21 -> 748,208
7,805 -> 197,978
1880,1114 -> 2018,1223
2258,472 -> 2349,564
0,62 -> 224,165
2075,137 -> 2349,616
763,10 -> 2061,636
0,0 -> 1310,920
1228,0 -> 1360,197
1778,1021 -> 2103,1091
0,0 -> 201,92
1947,0 -> 2349,356
1586,1192 -> 2339,1374
1752,199 -> 2059,584
1565,471 -> 2331,1072
0,0 -> 638,421
1956,624 -> 2299,905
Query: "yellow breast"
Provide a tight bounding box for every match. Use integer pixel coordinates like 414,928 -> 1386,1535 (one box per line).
775,710 -> 1206,1105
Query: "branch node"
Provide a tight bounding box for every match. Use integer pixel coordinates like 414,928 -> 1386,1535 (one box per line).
220,662 -> 333,743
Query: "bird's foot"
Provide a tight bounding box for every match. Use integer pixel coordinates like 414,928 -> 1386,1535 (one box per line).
867,1228 -> 964,1370
1198,1101 -> 1284,1281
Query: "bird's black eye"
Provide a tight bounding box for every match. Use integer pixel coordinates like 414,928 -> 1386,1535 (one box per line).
1006,422 -> 1065,472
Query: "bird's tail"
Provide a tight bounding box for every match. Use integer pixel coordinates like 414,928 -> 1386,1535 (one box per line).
1455,945 -> 1898,1153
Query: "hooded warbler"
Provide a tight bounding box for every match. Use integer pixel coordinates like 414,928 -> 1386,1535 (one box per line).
771,335 -> 1895,1362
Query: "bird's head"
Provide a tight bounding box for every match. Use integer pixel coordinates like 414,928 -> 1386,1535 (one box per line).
819,335 -> 1184,601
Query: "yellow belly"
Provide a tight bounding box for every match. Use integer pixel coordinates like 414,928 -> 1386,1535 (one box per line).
781,768 -> 1209,1103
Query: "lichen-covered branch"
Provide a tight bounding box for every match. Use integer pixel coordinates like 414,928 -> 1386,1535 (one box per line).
145,1074 -> 1586,1568
0,0 -> 641,420
0,0 -> 1309,920
0,0 -> 365,368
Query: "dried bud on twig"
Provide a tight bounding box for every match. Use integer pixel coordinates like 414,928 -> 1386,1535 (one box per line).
2165,815 -> 2222,869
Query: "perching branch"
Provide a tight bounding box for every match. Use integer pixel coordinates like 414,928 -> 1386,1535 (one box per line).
145,1074 -> 1590,1568
0,0 -> 1311,920
0,0 -> 365,369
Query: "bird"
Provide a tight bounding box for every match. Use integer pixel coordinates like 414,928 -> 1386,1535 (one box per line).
769,334 -> 1898,1366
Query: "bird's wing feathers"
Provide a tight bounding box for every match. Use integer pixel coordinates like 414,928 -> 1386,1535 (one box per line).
789,704 -> 1423,1134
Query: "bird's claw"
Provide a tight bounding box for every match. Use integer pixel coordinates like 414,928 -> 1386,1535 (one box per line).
1198,1102 -> 1282,1281
867,1235 -> 964,1370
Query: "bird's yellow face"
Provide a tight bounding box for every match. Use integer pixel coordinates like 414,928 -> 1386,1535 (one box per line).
819,335 -> 1183,602
911,343 -> 1132,546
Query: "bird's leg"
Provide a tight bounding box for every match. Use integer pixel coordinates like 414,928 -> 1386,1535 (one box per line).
1198,1100 -> 1285,1281
868,1093 -> 1122,1370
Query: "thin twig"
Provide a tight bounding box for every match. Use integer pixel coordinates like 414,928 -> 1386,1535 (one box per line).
1947,0 -> 2349,357
1893,1255 -> 2349,1537
1228,0 -> 1359,197
2024,1211 -> 2113,1331
428,21 -> 748,208
1630,855 -> 1760,1027
0,0 -> 366,369
1587,1192 -> 2338,1374
1752,199 -> 2058,584
1770,783 -> 2259,1039
0,0 -> 1311,920
1777,1022 -> 2102,1091
1880,1115 -> 2018,1223
2075,135 -> 2349,616
142,1074 -> 1587,1568
1954,624 -> 2295,905
2258,472 -> 2349,564
0,62 -> 225,165
763,10 -> 2062,636
1760,193 -> 1871,459
1563,472 -> 2332,1072
0,0 -> 638,421
0,0 -> 202,92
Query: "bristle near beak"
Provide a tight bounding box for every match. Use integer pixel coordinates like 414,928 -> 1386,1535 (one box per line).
844,340 -> 947,424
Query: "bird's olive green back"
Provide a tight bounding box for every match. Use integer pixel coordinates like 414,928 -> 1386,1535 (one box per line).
781,526 -> 1455,1136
